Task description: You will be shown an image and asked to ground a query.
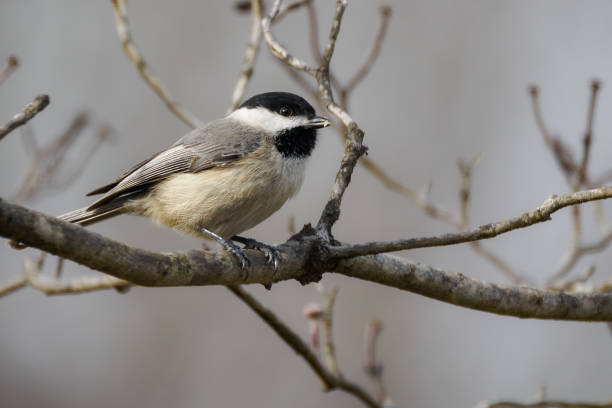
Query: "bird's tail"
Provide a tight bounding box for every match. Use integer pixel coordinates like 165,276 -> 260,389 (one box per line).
8,200 -> 127,250
57,201 -> 126,226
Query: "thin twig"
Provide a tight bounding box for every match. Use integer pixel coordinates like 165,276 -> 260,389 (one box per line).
456,154 -> 524,282
578,80 -> 601,185
304,0 -> 342,93
306,0 -> 322,63
342,6 -> 392,100
529,86 -> 578,179
109,0 -> 204,129
469,242 -> 525,284
0,55 -> 19,86
273,0 -> 309,23
458,154 -> 482,229
227,285 -> 380,408
331,187 -> 612,258
227,0 -> 264,113
0,94 -> 50,142
262,0 -> 318,74
316,284 -> 340,376
0,275 -> 27,297
22,258 -> 131,295
483,400 -> 612,408
363,319 -> 392,406
48,125 -> 113,192
547,229 -> 612,286
281,63 -> 319,100
11,112 -> 98,202
553,265 -> 596,291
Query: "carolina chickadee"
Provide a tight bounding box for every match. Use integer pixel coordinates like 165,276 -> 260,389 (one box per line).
17,92 -> 330,273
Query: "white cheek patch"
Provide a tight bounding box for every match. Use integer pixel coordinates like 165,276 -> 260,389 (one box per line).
229,107 -> 304,132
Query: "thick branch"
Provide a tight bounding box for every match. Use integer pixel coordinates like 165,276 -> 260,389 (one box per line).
4,197 -> 612,320
485,400 -> 612,408
335,253 -> 612,321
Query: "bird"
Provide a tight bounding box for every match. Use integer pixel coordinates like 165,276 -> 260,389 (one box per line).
11,92 -> 330,275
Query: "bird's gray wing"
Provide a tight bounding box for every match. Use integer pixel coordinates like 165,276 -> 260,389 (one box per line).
86,122 -> 262,210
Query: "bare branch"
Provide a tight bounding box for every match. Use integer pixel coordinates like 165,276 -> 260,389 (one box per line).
0,94 -> 49,142
457,154 -> 482,228
306,0 -> 322,62
578,80 -> 601,185
6,198 -> 612,320
335,251 -> 612,321
0,55 -> 19,86
553,265 -> 596,291
361,149 -> 461,226
262,0 -> 367,236
482,399 -> 612,408
547,228 -> 612,286
227,0 -> 264,113
227,285 -> 334,387
227,285 -> 380,408
23,258 -> 131,295
47,125 -> 113,193
0,275 -> 27,297
316,284 -> 340,376
331,187 -> 612,258
529,86 -> 578,179
363,319 -> 393,406
12,112 -> 90,202
469,241 -> 525,284
109,0 -> 204,129
280,63 -> 319,100
273,0 -> 310,23
344,6 -> 391,95
261,0 -> 318,74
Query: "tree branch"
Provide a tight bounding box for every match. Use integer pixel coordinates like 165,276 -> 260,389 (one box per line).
4,196 -> 612,320
335,252 -> 612,321
261,0 -> 318,74
343,6 -> 391,96
483,400 -> 612,408
331,187 -> 612,258
0,94 -> 49,141
227,285 -> 380,408
109,0 -> 204,129
0,55 -> 19,86
227,0 -> 264,114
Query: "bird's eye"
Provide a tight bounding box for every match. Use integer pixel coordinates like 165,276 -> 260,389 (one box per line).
279,106 -> 292,116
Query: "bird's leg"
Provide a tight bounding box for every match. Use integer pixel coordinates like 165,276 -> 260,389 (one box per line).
231,236 -> 280,271
200,227 -> 250,280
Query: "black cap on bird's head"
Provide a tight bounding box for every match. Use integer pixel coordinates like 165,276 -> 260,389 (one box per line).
239,92 -> 330,129
234,92 -> 330,158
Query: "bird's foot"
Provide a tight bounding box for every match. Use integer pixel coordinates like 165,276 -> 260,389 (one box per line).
232,236 -> 280,272
220,239 -> 251,279
200,227 -> 250,281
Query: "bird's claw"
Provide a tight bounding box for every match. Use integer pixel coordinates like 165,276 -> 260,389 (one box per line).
235,237 -> 280,271
221,239 -> 251,281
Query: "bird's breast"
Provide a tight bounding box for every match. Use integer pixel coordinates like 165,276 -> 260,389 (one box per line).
133,149 -> 307,239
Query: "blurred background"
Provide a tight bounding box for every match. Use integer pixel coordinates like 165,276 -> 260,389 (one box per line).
2,1 -> 612,407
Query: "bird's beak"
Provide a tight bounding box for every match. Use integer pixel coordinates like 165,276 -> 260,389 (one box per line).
306,115 -> 331,129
